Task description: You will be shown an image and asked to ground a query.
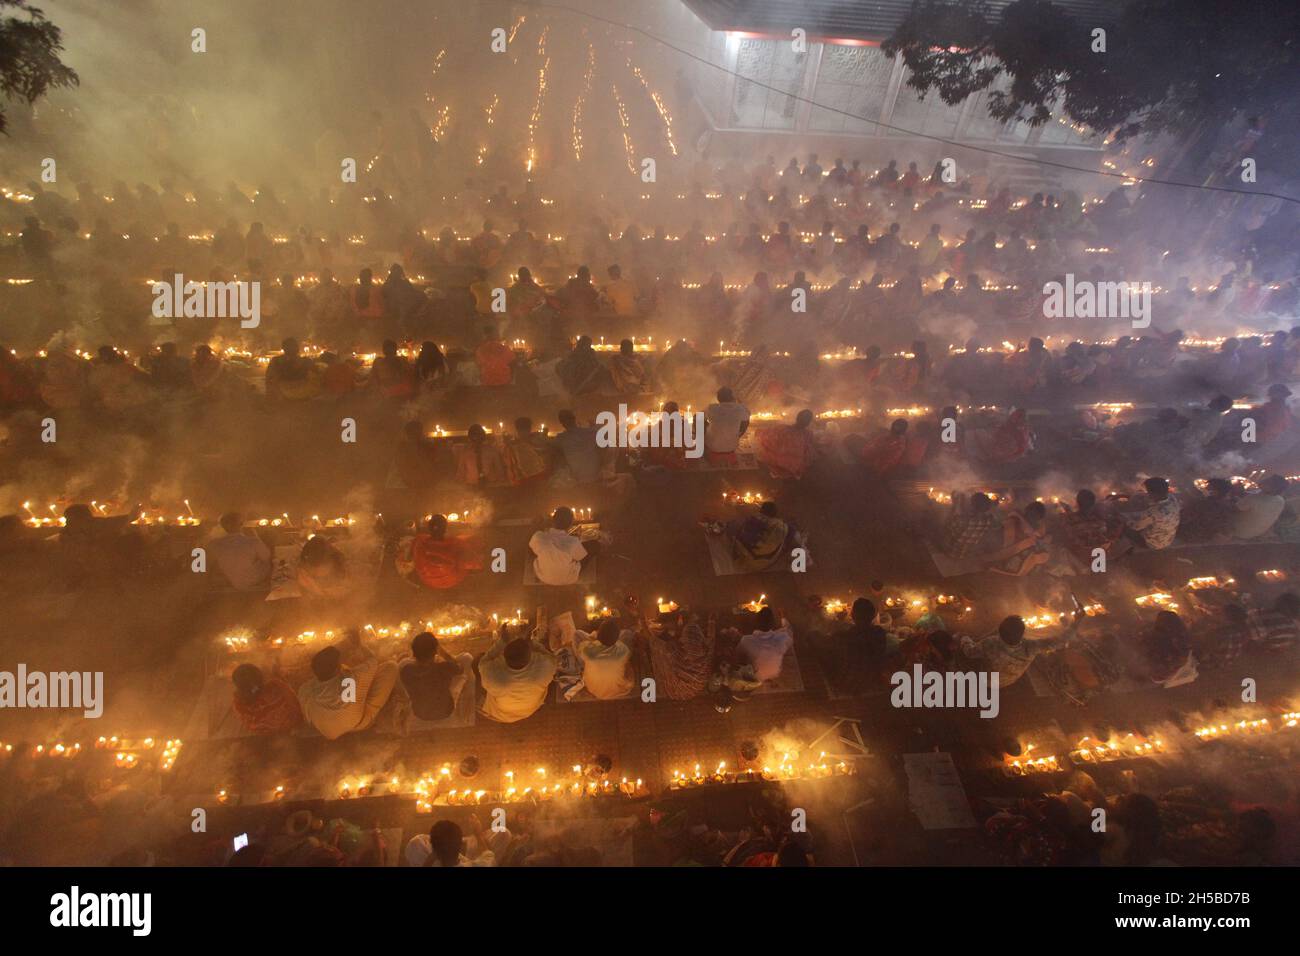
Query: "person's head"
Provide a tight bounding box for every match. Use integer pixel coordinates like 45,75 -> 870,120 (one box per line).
715,386 -> 737,405
219,512 -> 242,534
889,418 -> 908,436
1024,501 -> 1047,525
774,839 -> 810,866
282,337 -> 299,357
1204,478 -> 1233,498
428,819 -> 464,866
514,416 -> 533,437
231,663 -> 264,698
1259,474 -> 1289,496
596,618 -> 620,647
558,409 -> 577,430
851,598 -> 876,627
755,606 -> 776,630
1268,383 -> 1292,402
1143,477 -> 1170,501
503,638 -> 532,670
382,339 -> 398,358
467,423 -> 487,445
359,267 -> 373,284
620,338 -> 635,356
517,265 -> 532,283
552,506 -> 574,530
311,646 -> 342,682
424,514 -> 449,539
411,631 -> 438,662
1075,489 -> 1096,513
607,264 -> 622,280
795,409 -> 814,429
759,501 -> 778,519
970,493 -> 994,514
577,265 -> 591,283
1208,394 -> 1234,413
998,615 -> 1026,646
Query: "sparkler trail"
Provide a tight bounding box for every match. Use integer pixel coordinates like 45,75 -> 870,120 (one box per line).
525,26 -> 551,173
627,57 -> 678,157
572,42 -> 595,162
611,83 -> 636,175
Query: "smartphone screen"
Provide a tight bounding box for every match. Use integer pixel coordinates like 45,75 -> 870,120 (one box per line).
233,833 -> 249,852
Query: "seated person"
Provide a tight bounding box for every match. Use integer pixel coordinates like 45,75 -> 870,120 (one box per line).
897,629 -> 956,675
754,409 -> 817,479
400,631 -> 474,721
1177,478 -> 1235,543
1120,476 -> 1180,552
827,598 -> 888,693
1232,474 -> 1288,539
986,501 -> 1050,576
1136,611 -> 1196,686
297,533 -> 348,598
503,416 -> 551,485
231,663 -> 303,734
529,506 -> 592,585
1060,489 -> 1122,564
297,633 -> 399,739
407,514 -> 482,589
478,624 -> 557,722
639,608 -> 715,701
960,614 -> 1073,688
704,387 -> 750,463
641,401 -> 691,470
207,512 -> 272,590
1244,592 -> 1300,651
576,618 -> 634,699
455,424 -> 506,486
941,492 -> 1002,558
737,606 -> 794,683
608,339 -> 650,393
475,325 -> 515,386
369,339 -> 416,400
849,418 -> 914,478
556,336 -> 609,395
725,500 -> 795,572
405,817 -> 502,867
553,409 -> 605,484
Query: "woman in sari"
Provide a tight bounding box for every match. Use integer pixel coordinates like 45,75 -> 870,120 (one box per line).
503,417 -> 551,485
972,407 -> 1034,465
729,345 -> 779,406
608,339 -> 650,394
727,501 -> 794,571
556,336 -> 609,396
986,501 -> 1050,576
638,609 -> 716,701
851,418 -> 911,477
755,409 -> 816,479
405,514 -> 482,590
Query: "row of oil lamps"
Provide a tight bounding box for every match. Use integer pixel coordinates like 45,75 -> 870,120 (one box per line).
1006,711 -> 1300,776
1,735 -> 182,772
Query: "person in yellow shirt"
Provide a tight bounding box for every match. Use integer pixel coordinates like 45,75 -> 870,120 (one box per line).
603,264 -> 639,316
478,625 -> 556,723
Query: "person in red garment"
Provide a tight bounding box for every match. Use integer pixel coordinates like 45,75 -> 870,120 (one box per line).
231,663 -> 303,734
411,514 -> 482,589
475,325 -> 515,386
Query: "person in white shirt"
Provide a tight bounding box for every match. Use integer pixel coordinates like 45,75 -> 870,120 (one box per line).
529,507 -> 589,585
206,512 -> 271,590
478,626 -> 556,723
737,607 -> 793,682
1233,474 -> 1288,539
576,619 -> 634,698
705,387 -> 750,457
404,818 -> 505,867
